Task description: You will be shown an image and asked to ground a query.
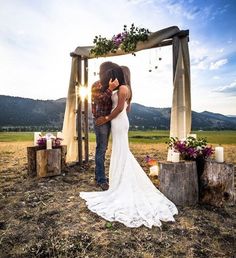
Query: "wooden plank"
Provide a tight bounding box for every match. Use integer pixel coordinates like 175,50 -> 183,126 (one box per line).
83,58 -> 89,163
175,30 -> 189,38
172,36 -> 180,81
77,56 -> 83,165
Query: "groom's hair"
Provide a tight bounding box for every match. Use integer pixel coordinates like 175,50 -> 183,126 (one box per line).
105,66 -> 126,89
99,62 -> 127,92
99,62 -> 120,91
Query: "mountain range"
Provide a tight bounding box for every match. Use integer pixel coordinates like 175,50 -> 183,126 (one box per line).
1,95 -> 236,130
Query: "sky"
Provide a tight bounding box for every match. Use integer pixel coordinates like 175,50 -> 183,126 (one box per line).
0,0 -> 236,115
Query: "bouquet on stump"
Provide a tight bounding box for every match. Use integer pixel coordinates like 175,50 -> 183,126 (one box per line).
167,136 -> 214,161
37,133 -> 63,148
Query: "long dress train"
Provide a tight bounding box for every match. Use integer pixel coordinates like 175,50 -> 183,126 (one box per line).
80,91 -> 178,228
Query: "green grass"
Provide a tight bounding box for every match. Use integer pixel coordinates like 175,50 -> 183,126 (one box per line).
128,130 -> 170,143
191,130 -> 236,145
0,132 -> 34,142
0,130 -> 236,144
129,130 -> 236,145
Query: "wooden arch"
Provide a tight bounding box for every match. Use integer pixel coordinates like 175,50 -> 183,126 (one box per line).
62,26 -> 191,164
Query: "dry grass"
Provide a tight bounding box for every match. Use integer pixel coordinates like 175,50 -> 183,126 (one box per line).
0,142 -> 235,258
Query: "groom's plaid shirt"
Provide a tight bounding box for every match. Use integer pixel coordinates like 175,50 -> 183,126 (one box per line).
91,81 -> 112,119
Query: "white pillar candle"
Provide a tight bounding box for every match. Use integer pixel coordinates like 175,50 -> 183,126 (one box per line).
172,152 -> 180,163
149,165 -> 159,176
215,146 -> 224,162
46,139 -> 52,150
34,132 -> 41,146
167,149 -> 173,162
57,132 -> 63,139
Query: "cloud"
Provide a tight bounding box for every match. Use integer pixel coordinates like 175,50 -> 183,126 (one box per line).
217,48 -> 224,53
214,80 -> 236,94
190,40 -> 230,72
128,0 -> 154,4
165,1 -> 200,20
191,56 -> 209,70
202,4 -> 229,21
209,59 -> 228,70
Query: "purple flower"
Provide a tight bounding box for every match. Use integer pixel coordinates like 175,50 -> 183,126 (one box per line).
202,146 -> 214,158
145,155 -> 151,163
37,137 -> 46,147
53,137 -> 63,147
176,141 -> 186,153
112,32 -> 128,47
186,147 -> 197,158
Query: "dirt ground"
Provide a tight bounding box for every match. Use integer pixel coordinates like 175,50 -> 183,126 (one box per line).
0,142 -> 235,258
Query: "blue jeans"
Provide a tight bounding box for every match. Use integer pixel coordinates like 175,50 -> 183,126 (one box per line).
94,120 -> 111,184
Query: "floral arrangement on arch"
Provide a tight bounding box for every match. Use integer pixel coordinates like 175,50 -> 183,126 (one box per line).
37,133 -> 63,148
90,24 -> 150,57
166,136 -> 214,160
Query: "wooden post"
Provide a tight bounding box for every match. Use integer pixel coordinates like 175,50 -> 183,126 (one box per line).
159,161 -> 199,206
172,36 -> 180,81
200,160 -> 235,207
36,149 -> 61,178
77,55 -> 83,165
83,57 -> 89,163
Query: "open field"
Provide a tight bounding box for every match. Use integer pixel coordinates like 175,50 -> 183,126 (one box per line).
0,139 -> 235,257
1,130 -> 236,144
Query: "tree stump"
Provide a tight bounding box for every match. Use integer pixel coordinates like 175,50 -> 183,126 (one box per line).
27,145 -> 67,177
36,149 -> 61,178
159,161 -> 199,206
27,146 -> 44,177
200,160 -> 235,207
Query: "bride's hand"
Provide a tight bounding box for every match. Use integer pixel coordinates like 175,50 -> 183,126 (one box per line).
96,116 -> 108,126
108,78 -> 119,91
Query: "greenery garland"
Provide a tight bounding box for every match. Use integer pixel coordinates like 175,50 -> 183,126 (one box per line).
90,24 -> 150,57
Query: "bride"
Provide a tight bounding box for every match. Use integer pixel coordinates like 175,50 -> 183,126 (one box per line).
80,65 -> 178,228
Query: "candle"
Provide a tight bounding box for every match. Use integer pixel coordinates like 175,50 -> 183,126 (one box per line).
46,139 -> 52,150
172,152 -> 180,163
215,146 -> 224,162
34,132 -> 41,146
149,165 -> 159,176
167,149 -> 173,162
57,132 -> 63,139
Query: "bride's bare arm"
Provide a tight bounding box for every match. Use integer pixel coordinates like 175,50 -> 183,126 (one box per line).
96,85 -> 128,126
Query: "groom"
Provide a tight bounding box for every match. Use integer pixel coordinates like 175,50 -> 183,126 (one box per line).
91,62 -> 119,190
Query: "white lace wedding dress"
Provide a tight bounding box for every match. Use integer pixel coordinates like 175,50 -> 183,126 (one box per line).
80,91 -> 178,228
